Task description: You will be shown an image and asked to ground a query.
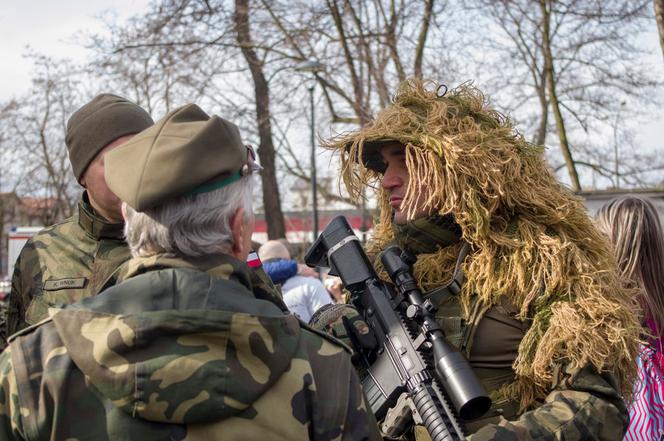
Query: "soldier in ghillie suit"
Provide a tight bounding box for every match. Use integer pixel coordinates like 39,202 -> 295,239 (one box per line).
322,79 -> 642,440
2,94 -> 154,347
0,104 -> 381,440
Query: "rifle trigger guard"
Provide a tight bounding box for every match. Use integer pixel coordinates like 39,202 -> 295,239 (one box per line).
326,235 -> 360,260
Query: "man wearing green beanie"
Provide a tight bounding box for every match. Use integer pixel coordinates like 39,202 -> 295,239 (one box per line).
2,94 -> 154,347
0,103 -> 381,440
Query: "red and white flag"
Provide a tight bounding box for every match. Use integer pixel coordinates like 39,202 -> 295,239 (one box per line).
246,251 -> 262,268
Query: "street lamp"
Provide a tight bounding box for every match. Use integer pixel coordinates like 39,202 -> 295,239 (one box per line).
295,60 -> 323,242
613,101 -> 626,189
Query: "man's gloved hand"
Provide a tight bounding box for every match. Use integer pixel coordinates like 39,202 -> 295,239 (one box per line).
309,303 -> 377,366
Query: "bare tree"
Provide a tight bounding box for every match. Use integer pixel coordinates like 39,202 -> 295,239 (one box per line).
234,0 -> 286,238
89,0 -> 288,238
88,0 -> 450,236
0,55 -> 80,225
655,0 -> 664,58
260,0 -> 448,125
540,0 -> 580,191
255,0 -> 454,238
86,9 -> 224,115
77,0 -> 664,208
469,0 -> 660,190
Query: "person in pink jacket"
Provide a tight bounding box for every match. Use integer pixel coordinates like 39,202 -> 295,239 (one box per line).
597,195 -> 664,441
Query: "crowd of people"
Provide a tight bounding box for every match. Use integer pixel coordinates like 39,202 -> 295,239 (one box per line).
0,79 -> 661,440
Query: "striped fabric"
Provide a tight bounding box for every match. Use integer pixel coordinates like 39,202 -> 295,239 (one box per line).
624,344 -> 664,441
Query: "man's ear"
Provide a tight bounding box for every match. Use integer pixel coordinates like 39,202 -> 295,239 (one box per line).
230,207 -> 246,258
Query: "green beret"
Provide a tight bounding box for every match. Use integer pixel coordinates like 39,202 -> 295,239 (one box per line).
104,103 -> 255,212
66,94 -> 154,182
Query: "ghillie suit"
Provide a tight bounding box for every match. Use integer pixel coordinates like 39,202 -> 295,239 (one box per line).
324,79 -> 642,438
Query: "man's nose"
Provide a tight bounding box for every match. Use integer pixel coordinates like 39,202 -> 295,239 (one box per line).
381,166 -> 401,190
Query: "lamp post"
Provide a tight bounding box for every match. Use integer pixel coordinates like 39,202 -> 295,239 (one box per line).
295,60 -> 323,242
613,101 -> 626,189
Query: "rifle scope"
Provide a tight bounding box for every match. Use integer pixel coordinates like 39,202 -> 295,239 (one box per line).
380,246 -> 491,420
305,216 -> 491,424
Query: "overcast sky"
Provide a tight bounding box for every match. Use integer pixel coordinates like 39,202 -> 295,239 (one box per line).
0,0 -> 150,100
1,0 -> 662,154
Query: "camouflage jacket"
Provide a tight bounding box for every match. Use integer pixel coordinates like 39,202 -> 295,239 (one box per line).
0,252 -> 381,441
2,192 -> 129,346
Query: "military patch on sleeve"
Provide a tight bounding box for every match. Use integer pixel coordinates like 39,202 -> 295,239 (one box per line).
43,278 -> 88,291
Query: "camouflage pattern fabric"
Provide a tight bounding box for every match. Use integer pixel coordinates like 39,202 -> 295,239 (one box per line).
369,217 -> 630,440
313,216 -> 631,440
426,264 -> 629,440
2,193 -> 129,348
331,291 -> 630,441
0,252 -> 381,440
114,248 -> 291,314
309,303 -> 375,355
247,261 -> 292,314
467,364 -> 629,441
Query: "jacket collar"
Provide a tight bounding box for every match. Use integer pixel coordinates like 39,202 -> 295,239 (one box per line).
77,192 -> 125,240
392,213 -> 462,255
119,252 -> 253,290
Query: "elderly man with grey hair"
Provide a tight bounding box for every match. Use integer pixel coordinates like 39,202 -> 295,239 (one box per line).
0,104 -> 381,440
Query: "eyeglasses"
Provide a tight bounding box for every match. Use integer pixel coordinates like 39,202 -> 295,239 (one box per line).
241,144 -> 263,176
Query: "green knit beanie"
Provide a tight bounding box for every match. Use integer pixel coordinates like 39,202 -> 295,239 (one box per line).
65,94 -> 153,182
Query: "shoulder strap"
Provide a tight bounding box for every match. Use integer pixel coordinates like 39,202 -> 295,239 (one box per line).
423,242 -> 471,306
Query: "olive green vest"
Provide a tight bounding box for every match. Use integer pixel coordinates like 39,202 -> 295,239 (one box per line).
427,251 -> 529,432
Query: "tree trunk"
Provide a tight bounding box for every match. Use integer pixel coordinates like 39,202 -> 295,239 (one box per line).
327,0 -> 370,123
655,0 -> 664,59
540,0 -> 581,192
235,0 -> 286,239
414,0 -> 434,78
534,68 -> 548,146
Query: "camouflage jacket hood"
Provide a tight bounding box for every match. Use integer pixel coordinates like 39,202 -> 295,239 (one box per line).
50,253 -> 302,424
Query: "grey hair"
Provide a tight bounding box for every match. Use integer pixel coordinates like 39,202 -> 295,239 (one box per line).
124,175 -> 254,258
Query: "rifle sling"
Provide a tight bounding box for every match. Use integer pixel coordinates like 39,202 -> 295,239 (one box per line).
422,242 -> 478,353
423,242 -> 470,306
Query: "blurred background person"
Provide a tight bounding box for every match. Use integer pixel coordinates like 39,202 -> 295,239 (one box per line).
596,195 -> 664,441
259,240 -> 331,322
